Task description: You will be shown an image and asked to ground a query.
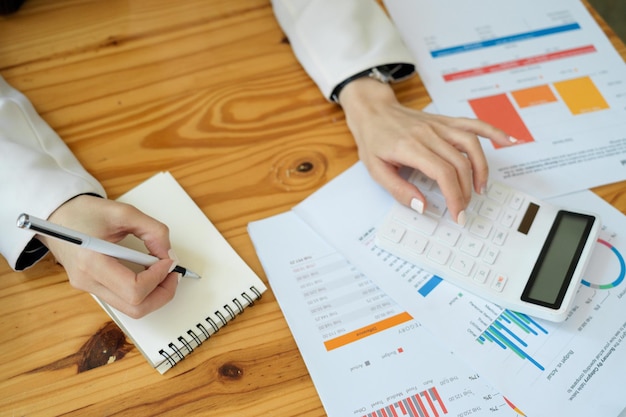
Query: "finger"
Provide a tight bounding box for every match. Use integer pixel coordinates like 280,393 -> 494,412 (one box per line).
72,253 -> 175,307
431,121 -> 489,195
108,204 -> 173,260
387,127 -> 473,220
418,157 -> 468,224
87,272 -> 178,319
72,261 -> 180,318
364,158 -> 427,212
445,116 -> 517,147
366,145 -> 468,223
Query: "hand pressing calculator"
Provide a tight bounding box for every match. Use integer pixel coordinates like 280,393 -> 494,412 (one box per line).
376,170 -> 600,322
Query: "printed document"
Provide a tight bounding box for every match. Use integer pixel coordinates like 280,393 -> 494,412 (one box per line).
385,0 -> 626,197
293,162 -> 626,416
249,211 -> 524,417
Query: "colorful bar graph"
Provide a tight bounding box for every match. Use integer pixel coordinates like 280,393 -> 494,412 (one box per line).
364,386 -> 448,417
468,94 -> 534,145
553,76 -> 609,114
477,310 -> 548,370
323,312 -> 413,351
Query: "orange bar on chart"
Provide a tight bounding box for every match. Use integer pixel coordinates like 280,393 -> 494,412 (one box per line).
511,85 -> 557,108
468,94 -> 534,147
323,312 -> 413,351
553,76 -> 609,114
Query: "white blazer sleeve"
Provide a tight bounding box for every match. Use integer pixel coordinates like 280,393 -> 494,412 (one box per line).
0,76 -> 106,270
271,0 -> 416,100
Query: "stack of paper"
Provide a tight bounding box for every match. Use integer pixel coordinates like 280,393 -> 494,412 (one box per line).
249,0 -> 626,415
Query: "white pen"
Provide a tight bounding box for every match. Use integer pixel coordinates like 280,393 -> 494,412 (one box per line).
17,213 -> 201,279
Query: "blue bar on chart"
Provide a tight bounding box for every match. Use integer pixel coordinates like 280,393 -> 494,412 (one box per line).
418,276 -> 443,297
430,22 -> 581,58
363,386 -> 448,417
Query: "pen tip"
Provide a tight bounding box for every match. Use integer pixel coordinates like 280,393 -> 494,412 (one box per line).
185,270 -> 202,280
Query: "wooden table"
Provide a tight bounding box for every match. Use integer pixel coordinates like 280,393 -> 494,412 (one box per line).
1,1 -> 625,415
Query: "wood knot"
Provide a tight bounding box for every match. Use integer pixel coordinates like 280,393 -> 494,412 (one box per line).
77,321 -> 133,372
26,321 -> 133,374
295,161 -> 314,172
219,363 -> 243,380
271,150 -> 327,191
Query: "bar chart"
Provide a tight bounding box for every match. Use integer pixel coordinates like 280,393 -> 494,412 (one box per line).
387,0 -> 626,197
477,310 -> 549,371
363,387 -> 448,417
468,76 -> 610,148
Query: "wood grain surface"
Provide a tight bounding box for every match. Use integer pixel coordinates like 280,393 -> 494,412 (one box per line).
1,1 -> 624,416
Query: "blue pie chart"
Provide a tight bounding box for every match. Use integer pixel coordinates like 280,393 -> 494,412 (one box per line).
580,239 -> 625,289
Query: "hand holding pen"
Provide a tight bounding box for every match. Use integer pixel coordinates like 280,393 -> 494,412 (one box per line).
18,195 -> 198,318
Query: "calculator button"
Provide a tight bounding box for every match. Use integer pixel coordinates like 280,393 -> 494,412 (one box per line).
478,201 -> 501,220
469,217 -> 492,239
491,275 -> 508,292
425,194 -> 446,218
501,211 -> 516,228
483,247 -> 499,264
450,254 -> 474,276
394,210 -> 438,236
401,231 -> 428,254
474,266 -> 490,283
460,236 -> 483,257
410,171 -> 435,191
467,198 -> 481,213
487,183 -> 509,204
428,244 -> 451,265
436,226 -> 461,246
378,221 -> 406,243
509,193 -> 525,210
492,229 -> 508,246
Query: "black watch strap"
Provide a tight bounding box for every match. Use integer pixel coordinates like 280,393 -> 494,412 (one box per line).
330,63 -> 415,104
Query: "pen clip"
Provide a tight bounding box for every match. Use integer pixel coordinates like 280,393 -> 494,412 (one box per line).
17,213 -> 84,245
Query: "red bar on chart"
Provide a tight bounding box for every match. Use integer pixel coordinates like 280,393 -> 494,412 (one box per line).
468,94 -> 534,148
443,45 -> 596,82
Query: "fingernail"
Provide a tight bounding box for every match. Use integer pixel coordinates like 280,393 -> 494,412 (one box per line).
457,210 -> 467,227
167,249 -> 183,282
410,198 -> 424,214
480,183 -> 487,195
167,249 -> 179,276
509,136 -> 520,143
168,249 -> 179,263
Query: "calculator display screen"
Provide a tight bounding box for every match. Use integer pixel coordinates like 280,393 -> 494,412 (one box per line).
521,211 -> 596,309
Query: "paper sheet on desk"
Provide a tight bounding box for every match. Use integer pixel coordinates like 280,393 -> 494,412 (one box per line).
292,160 -> 626,416
385,0 -> 626,198
248,211 -> 523,417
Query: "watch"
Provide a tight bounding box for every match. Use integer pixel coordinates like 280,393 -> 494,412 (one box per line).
330,66 -> 392,104
330,63 -> 415,104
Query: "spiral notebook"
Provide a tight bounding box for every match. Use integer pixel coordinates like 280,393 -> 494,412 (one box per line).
94,171 -> 266,374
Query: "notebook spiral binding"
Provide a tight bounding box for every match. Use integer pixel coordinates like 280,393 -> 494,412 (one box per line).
156,285 -> 263,373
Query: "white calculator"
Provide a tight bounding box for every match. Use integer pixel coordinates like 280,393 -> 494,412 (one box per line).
376,170 -> 601,322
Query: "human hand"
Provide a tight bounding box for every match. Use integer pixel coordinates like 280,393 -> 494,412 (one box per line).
339,77 -> 517,225
38,195 -> 179,318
